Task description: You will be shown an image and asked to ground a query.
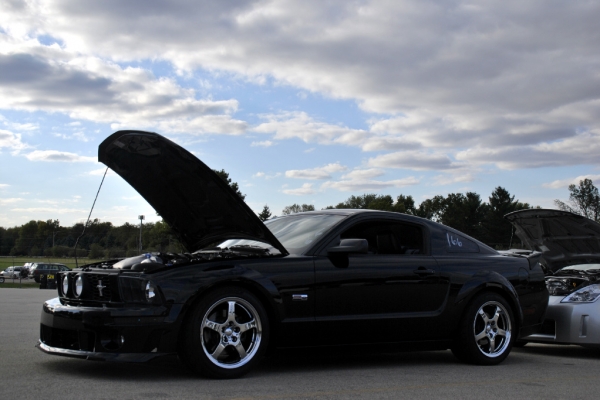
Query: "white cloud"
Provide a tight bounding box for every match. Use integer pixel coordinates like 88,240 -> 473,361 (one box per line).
253,172 -> 281,179
0,197 -> 23,204
0,129 -> 28,151
54,131 -> 91,142
432,172 -> 476,186
282,183 -> 315,195
0,115 -> 38,131
285,162 -> 347,180
0,37 -> 247,136
457,131 -> 600,169
321,177 -> 420,192
542,175 -> 600,189
254,112 -> 369,146
0,184 -> 9,189
250,140 -> 273,147
341,168 -> 384,180
10,207 -> 88,214
26,150 -> 96,162
368,151 -> 459,171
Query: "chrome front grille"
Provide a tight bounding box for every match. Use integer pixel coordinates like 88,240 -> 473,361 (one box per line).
86,274 -> 113,301
59,272 -> 120,303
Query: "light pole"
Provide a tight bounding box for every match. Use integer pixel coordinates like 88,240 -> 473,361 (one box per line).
138,215 -> 145,254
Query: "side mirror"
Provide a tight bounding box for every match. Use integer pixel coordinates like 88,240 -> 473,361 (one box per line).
328,238 -> 369,254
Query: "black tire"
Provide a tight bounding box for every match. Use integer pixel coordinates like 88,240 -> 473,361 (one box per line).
179,286 -> 269,379
0,277 -> 4,284
451,292 -> 515,365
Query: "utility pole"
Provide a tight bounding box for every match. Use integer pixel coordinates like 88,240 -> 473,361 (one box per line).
138,215 -> 145,254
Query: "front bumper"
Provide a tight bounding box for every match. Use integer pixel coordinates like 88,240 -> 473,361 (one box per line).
523,295 -> 600,346
37,297 -> 180,361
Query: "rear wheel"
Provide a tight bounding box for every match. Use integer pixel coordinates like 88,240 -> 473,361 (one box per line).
179,287 -> 269,379
451,292 -> 514,365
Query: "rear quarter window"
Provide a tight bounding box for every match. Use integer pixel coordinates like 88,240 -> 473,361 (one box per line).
445,231 -> 480,253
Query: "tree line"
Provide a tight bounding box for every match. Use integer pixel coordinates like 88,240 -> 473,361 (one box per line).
1,178 -> 598,258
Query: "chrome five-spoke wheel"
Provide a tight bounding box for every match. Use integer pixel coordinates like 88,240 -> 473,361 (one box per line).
451,292 -> 515,365
472,300 -> 512,358
180,287 -> 269,379
201,297 -> 263,369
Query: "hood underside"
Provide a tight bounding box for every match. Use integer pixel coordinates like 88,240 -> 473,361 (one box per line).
505,209 -> 600,272
98,130 -> 287,255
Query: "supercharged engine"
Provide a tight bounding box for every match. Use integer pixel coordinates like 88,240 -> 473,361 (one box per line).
80,245 -> 275,272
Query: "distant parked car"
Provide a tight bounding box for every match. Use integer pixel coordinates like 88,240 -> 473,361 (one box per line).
1,266 -> 25,280
30,263 -> 70,283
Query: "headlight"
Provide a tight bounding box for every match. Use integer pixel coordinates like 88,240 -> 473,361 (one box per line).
561,284 -> 600,303
145,281 -> 156,301
74,275 -> 84,297
62,275 -> 69,295
120,277 -> 162,304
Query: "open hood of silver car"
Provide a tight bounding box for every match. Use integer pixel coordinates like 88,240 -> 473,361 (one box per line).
98,130 -> 288,255
505,209 -> 600,272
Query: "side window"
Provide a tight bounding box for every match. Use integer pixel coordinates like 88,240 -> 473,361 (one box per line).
340,220 -> 425,255
445,231 -> 480,253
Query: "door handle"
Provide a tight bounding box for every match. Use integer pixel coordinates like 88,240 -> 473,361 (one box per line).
413,267 -> 435,276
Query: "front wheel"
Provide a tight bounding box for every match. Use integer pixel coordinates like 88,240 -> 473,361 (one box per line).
179,287 -> 269,379
451,292 -> 515,365
0,277 -> 4,283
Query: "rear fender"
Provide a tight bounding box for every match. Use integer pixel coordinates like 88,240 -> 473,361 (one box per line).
455,270 -> 523,327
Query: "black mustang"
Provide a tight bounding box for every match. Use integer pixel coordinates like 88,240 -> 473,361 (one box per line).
38,130 -> 549,378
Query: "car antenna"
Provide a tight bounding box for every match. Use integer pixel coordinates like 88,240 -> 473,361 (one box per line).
74,167 -> 109,269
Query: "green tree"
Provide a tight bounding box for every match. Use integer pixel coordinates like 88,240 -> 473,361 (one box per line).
282,204 -> 315,214
554,178 -> 600,222
413,198 -> 439,220
11,220 -> 39,255
213,169 -> 246,200
330,193 -> 419,214
258,205 -> 272,221
483,187 -> 530,249
89,243 -> 105,258
395,194 -> 417,214
332,194 -> 379,209
430,192 -> 486,240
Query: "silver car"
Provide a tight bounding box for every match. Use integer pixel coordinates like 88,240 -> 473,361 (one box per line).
506,209 -> 600,347
0,266 -> 25,281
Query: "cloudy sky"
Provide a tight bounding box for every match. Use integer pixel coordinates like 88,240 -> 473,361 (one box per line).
2,0 -> 600,228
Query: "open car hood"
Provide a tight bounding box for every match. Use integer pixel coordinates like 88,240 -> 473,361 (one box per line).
98,130 -> 288,255
505,209 -> 600,272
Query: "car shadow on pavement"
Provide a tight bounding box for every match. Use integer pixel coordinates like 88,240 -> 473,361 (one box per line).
513,343 -> 600,360
37,347 -> 463,381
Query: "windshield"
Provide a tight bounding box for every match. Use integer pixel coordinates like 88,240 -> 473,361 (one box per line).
217,213 -> 346,255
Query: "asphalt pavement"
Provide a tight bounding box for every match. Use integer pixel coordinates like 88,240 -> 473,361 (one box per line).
1,288 -> 599,399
